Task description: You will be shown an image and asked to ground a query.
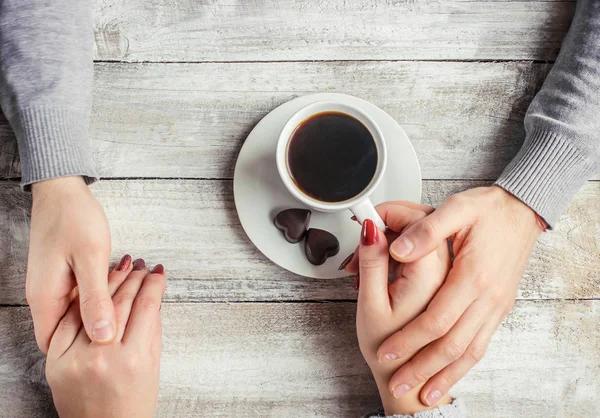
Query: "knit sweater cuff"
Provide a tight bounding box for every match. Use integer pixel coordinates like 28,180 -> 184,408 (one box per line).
494,128 -> 594,228
13,107 -> 98,191
364,398 -> 467,418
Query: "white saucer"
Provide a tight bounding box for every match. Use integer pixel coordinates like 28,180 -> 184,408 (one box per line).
233,93 -> 421,279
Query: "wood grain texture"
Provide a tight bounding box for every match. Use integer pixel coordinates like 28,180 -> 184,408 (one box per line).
3,60 -> 575,180
0,308 -> 55,418
1,179 -> 597,305
91,0 -> 575,62
1,301 -> 598,417
0,112 -> 19,178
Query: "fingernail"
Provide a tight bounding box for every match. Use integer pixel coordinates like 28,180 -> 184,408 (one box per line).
361,219 -> 378,246
392,384 -> 411,399
354,274 -> 360,290
338,253 -> 354,270
151,264 -> 164,274
392,236 -> 414,257
116,254 -> 132,271
379,352 -> 398,363
133,258 -> 145,270
92,320 -> 115,343
425,390 -> 442,406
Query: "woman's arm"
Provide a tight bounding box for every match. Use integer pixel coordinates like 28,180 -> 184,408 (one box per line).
0,0 -> 98,188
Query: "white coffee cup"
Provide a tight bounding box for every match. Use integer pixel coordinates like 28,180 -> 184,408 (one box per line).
276,101 -> 387,230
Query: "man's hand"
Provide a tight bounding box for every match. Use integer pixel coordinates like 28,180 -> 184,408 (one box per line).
376,186 -> 542,405
27,176 -> 116,353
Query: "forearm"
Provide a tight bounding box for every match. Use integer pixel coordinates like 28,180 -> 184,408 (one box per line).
0,0 -> 98,190
496,0 -> 600,227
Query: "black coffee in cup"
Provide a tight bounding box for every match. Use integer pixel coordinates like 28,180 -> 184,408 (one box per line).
286,111 -> 378,203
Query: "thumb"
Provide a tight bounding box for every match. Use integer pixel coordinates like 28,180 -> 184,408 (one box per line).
390,194 -> 476,263
72,253 -> 116,344
358,219 -> 390,311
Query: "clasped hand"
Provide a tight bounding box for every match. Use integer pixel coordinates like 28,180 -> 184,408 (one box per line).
346,202 -> 453,414
346,187 -> 541,410
27,177 -> 165,417
46,257 -> 165,418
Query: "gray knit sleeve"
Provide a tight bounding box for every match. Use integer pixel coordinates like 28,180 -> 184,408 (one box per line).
364,398 -> 467,418
495,0 -> 600,227
0,0 -> 98,190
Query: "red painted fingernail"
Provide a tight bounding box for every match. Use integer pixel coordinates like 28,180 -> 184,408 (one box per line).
354,275 -> 360,290
350,215 -> 362,225
338,253 -> 354,270
151,264 -> 164,274
133,259 -> 145,271
117,254 -> 132,271
361,219 -> 378,246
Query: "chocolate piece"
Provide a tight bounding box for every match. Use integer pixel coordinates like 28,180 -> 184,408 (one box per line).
305,228 -> 340,266
274,209 -> 311,243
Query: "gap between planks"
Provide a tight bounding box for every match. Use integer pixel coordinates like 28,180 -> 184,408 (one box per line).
90,59 -> 558,64
2,297 -> 600,309
8,178 -> 599,182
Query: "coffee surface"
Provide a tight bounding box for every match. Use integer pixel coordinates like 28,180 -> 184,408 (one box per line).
287,111 -> 377,203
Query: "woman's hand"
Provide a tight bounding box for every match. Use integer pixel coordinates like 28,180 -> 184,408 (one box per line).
46,256 -> 165,418
27,176 -> 116,353
347,202 -> 452,415
376,186 -> 542,406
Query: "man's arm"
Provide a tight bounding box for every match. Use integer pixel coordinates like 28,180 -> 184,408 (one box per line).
370,0 -> 600,405
0,0 -> 98,188
0,1 -> 117,353
496,0 -> 600,227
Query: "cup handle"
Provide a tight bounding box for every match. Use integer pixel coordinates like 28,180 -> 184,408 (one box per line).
350,199 -> 386,231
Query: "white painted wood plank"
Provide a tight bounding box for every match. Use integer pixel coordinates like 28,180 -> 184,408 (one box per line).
1,180 -> 597,305
4,61 -> 581,180
92,0 -> 574,62
1,301 -> 598,417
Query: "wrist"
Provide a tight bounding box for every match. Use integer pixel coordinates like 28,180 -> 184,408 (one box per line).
489,186 -> 544,234
31,176 -> 90,201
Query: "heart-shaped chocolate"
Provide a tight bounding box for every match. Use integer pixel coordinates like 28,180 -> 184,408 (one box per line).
305,228 -> 340,266
274,208 -> 311,243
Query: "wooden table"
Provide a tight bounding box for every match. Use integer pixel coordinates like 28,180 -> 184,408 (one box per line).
1,1 -> 598,417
